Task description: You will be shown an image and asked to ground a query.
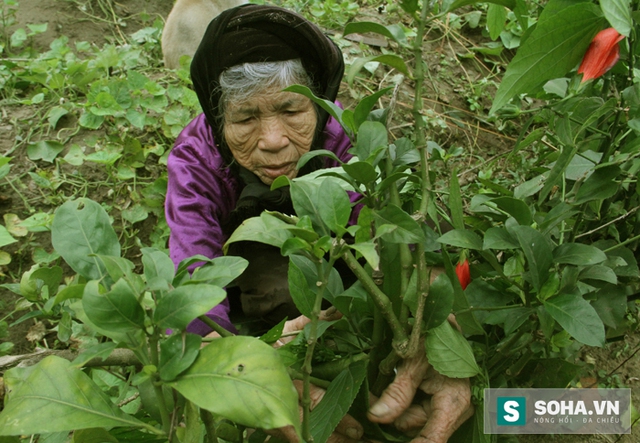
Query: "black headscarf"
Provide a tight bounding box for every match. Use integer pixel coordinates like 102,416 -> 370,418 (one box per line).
190,4 -> 344,233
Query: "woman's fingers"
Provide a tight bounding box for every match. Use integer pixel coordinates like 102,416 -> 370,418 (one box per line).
410,371 -> 473,443
367,354 -> 429,424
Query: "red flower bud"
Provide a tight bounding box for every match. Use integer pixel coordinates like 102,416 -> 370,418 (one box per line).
578,28 -> 624,83
455,259 -> 471,290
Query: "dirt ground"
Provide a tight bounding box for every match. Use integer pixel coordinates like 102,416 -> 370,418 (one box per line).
1,1 -> 639,442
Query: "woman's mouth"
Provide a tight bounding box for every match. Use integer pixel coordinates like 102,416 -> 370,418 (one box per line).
261,163 -> 294,179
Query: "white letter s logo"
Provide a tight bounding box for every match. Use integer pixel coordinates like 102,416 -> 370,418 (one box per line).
503,400 -> 520,423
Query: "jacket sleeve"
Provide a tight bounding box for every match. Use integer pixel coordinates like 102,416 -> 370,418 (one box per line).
165,116 -> 239,334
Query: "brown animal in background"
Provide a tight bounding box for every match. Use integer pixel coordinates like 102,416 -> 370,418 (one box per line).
162,0 -> 248,69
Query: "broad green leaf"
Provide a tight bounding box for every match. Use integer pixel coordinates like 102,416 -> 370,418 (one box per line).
488,197 -> 533,226
154,284 -> 226,330
290,180 -> 330,236
51,199 -> 120,281
353,121 -> 388,162
159,333 -> 202,381
425,321 -> 481,378
487,4 -> 507,41
141,247 -> 175,287
189,256 -> 248,287
374,204 -> 425,244
53,283 -> 85,305
310,360 -> 368,443
437,229 -> 483,250
318,178 -> 351,234
592,285 -> 627,328
288,258 -> 315,318
353,87 -> 393,129
290,255 -> 344,305
574,165 -> 621,204
170,336 -> 300,433
0,225 -> 17,247
423,273 -> 455,330
342,161 -> 378,184
71,428 -> 118,443
71,300 -> 145,349
0,356 -> 146,435
491,4 -> 604,113
553,243 -> 607,266
343,22 -> 408,47
224,213 -> 293,253
579,265 -> 617,284
349,240 -> 380,269
483,227 -> 519,250
543,292 -> 605,346
297,149 -> 343,170
601,0 -> 632,36
509,225 -> 553,292
95,255 -> 135,283
83,279 -> 145,333
26,141 -> 65,163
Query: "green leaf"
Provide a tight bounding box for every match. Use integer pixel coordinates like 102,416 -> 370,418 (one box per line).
491,3 -> 604,113
297,149 -> 343,170
553,243 -> 607,266
170,336 -> 300,433
483,227 -> 519,250
349,240 -> 380,269
509,225 -> 553,292
95,255 -> 135,283
318,178 -> 351,234
290,180 -> 329,236
601,0 -> 632,36
344,22 -> 408,47
51,199 -> 120,281
437,229 -> 483,250
487,4 -> 507,41
0,356 -> 146,435
72,428 -> 118,443
353,87 -> 393,129
189,256 -> 249,287
579,265 -> 617,284
82,279 -> 145,334
425,321 -> 481,378
574,165 -> 621,204
154,284 -> 226,330
342,161 -> 378,184
224,213 -> 293,253
423,273 -> 455,330
543,292 -> 605,347
288,258 -> 315,318
310,360 -> 368,443
0,225 -> 17,248
488,197 -> 533,226
142,247 -> 175,287
374,204 -> 425,244
27,141 -> 65,163
53,283 -> 85,305
159,333 -> 202,381
353,121 -> 387,162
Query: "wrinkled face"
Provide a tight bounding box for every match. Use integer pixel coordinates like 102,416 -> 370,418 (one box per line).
223,89 -> 317,185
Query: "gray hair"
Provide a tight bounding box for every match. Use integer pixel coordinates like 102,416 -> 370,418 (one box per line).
218,58 -> 314,121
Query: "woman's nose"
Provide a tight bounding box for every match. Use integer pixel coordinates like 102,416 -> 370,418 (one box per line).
257,117 -> 289,152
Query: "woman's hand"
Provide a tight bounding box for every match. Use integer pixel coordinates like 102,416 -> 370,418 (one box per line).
367,351 -> 474,443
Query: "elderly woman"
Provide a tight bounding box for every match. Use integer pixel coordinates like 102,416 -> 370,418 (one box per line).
165,4 -> 472,443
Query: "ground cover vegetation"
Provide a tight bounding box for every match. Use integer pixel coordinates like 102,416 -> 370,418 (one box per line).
0,0 -> 639,442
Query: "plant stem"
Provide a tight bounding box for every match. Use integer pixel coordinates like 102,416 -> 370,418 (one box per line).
149,332 -> 172,435
455,304 -> 525,315
300,258 -> 332,442
604,233 -> 640,252
342,250 -> 409,349
197,315 -> 234,337
201,409 -> 219,443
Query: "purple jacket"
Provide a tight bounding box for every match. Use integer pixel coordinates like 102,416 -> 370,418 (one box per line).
166,112 -> 352,335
